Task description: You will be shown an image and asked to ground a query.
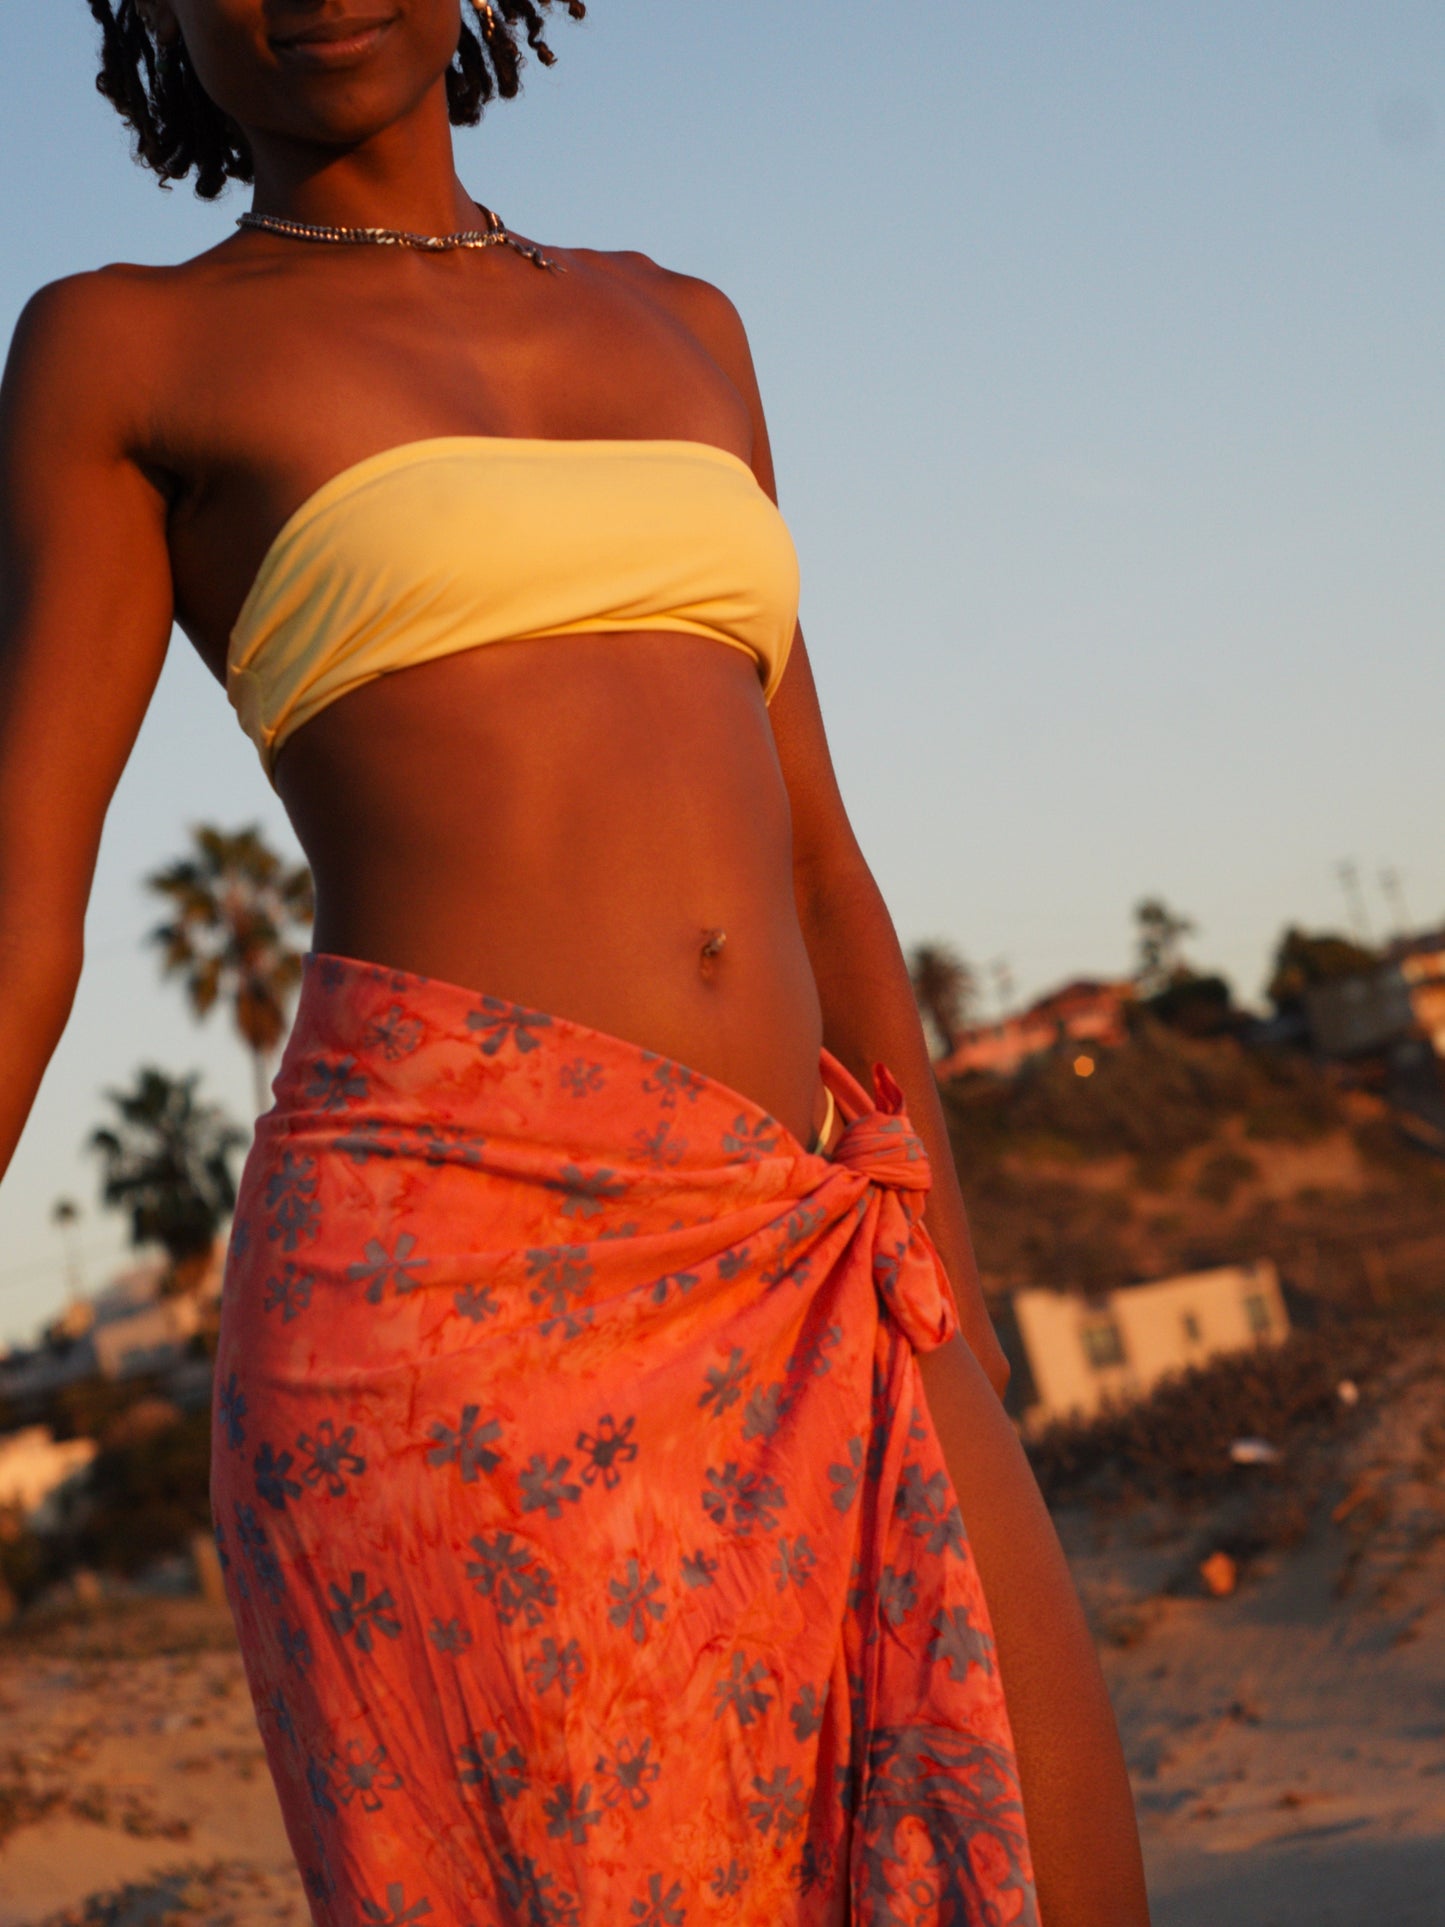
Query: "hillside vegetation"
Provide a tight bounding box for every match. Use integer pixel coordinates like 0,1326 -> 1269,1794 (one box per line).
943,1022 -> 1445,1308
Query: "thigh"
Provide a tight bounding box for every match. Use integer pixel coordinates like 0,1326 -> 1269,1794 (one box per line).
915,1334 -> 1152,1927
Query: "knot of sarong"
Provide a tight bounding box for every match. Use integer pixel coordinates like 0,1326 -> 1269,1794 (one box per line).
830,1063 -> 931,1194
828,1063 -> 956,1352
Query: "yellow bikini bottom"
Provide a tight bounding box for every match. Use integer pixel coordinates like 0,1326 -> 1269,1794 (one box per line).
813,1084 -> 839,1157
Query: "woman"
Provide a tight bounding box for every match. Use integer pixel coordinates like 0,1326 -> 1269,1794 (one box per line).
0,3 -> 1148,1921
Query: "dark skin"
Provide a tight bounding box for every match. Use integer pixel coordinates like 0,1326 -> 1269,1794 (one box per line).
0,4 -> 1149,1917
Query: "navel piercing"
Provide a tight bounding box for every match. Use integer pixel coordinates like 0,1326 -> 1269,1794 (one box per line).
700,929 -> 727,960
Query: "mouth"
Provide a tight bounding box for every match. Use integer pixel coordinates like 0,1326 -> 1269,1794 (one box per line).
270,12 -> 398,67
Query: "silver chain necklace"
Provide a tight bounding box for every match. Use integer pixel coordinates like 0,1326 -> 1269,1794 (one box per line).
236,200 -> 561,271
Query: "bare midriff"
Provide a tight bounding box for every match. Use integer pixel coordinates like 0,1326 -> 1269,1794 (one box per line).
274,628 -> 829,1147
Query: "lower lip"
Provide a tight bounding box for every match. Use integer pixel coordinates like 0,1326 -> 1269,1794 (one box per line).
273,18 -> 395,68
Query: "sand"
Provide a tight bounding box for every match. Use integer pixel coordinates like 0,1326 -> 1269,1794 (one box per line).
2,1345 -> 1441,1926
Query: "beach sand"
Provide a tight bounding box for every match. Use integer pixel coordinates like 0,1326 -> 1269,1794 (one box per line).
2,1345 -> 1441,1926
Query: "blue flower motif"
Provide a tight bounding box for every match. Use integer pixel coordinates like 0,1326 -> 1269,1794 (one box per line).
264,1152 -> 321,1252
218,1371 -> 247,1449
519,1452 -> 582,1519
771,1535 -> 817,1592
254,1442 -> 302,1512
543,1780 -> 604,1844
712,1652 -> 772,1728
234,1501 -> 285,1603
465,1533 -> 557,1627
525,1636 -> 586,1699
525,1246 -> 593,1338
721,1113 -> 780,1159
748,1765 -> 808,1841
277,1618 -> 313,1672
466,998 -> 551,1058
790,1682 -> 825,1742
359,1883 -> 432,1927
327,1571 -> 402,1653
699,1346 -> 749,1415
457,1730 -> 528,1803
558,1058 -> 605,1097
680,1548 -> 717,1590
306,1754 -> 336,1815
630,1873 -> 686,1926
304,1056 -> 370,1111
453,1283 -> 500,1323
702,1462 -> 785,1535
426,1405 -> 503,1485
328,1739 -> 401,1813
595,1735 -> 661,1811
606,1559 -> 666,1644
827,1437 -> 864,1512
427,1616 -> 472,1656
877,1563 -> 919,1628
296,1419 -> 367,1497
362,1005 -> 424,1060
895,1462 -> 966,1558
576,1413 -> 638,1489
263,1263 -> 313,1322
549,1163 -> 627,1220
929,1604 -> 995,1682
347,1232 -> 428,1305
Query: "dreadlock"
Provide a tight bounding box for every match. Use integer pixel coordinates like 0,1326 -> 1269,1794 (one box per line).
86,0 -> 587,201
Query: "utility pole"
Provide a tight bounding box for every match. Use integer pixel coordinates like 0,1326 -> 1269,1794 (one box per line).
1336,860 -> 1372,947
1379,867 -> 1411,942
990,958 -> 1015,1025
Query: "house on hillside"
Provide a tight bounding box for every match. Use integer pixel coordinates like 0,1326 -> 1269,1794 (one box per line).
939,979 -> 1133,1080
88,1255 -> 223,1380
1397,938 -> 1445,1057
1007,1260 -> 1289,1430
0,1426 -> 97,1532
1305,932 -> 1445,1062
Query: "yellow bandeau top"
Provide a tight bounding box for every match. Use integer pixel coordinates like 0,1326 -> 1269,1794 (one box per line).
226,436 -> 800,779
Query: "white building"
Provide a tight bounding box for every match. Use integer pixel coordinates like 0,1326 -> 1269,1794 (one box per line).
0,1426 -> 97,1531
1012,1260 -> 1289,1429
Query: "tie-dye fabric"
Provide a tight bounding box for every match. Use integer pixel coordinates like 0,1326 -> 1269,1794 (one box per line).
212,952 -> 1037,1925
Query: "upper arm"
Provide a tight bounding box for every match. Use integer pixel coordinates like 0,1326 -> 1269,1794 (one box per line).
654,266 -> 869,895
0,272 -> 174,948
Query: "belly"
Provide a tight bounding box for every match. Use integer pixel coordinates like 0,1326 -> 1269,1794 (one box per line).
274,633 -> 826,1143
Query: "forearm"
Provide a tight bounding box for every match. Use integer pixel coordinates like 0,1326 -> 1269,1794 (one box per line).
0,920 -> 82,1182
799,856 -> 1009,1394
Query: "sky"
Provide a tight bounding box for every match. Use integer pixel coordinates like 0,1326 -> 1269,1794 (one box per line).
0,1 -> 1441,1338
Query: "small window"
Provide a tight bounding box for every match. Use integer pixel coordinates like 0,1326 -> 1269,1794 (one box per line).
1181,1311 -> 1202,1344
1243,1292 -> 1272,1337
1081,1318 -> 1126,1370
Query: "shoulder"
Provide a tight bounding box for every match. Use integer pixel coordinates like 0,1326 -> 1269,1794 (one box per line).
1,262 -> 192,459
569,246 -> 758,386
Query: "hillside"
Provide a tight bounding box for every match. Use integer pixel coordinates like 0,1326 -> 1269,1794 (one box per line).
942,1022 -> 1445,1310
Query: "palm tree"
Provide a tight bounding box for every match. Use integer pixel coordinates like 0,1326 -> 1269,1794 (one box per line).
1134,898 -> 1197,999
908,943 -> 977,1060
147,825 -> 314,1115
88,1069 -> 245,1289
51,1196 -> 84,1301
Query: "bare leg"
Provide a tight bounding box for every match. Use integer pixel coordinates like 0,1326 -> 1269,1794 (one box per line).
915,1332 -> 1151,1926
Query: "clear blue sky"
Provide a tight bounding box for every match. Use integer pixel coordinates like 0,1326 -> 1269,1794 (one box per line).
1,2 -> 1441,1338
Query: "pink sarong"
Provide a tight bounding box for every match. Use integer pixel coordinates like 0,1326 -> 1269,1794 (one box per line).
213,953 -> 1036,1924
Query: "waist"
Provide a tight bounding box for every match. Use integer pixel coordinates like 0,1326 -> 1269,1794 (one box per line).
276,639 -> 826,1141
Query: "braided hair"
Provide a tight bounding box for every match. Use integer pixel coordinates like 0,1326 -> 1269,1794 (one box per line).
86,1 -> 587,200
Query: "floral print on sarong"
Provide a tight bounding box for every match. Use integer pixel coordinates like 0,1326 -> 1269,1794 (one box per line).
213,952 -> 1036,1925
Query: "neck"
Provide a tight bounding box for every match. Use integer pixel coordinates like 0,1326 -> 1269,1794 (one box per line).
246,83 -> 482,236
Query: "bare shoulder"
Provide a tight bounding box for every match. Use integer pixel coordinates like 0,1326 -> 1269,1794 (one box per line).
0,261 -> 190,463
570,246 -> 759,390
